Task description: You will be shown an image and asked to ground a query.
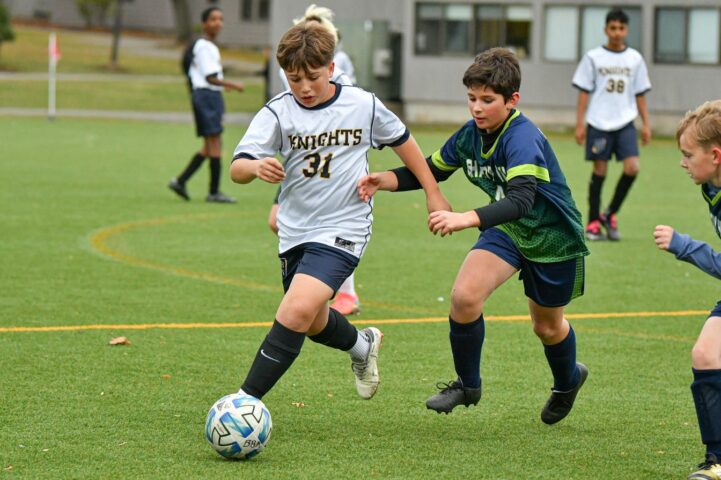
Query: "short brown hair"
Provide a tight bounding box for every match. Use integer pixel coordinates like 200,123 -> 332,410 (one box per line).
676,100 -> 721,149
276,22 -> 335,76
462,48 -> 521,101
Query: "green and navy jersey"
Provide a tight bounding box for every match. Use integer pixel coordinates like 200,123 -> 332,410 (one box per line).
702,183 -> 721,240
432,111 -> 589,263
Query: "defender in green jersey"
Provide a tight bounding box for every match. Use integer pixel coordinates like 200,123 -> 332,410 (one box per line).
358,48 -> 589,423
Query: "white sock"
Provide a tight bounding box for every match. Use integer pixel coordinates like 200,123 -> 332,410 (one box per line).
348,330 -> 370,362
338,274 -> 356,296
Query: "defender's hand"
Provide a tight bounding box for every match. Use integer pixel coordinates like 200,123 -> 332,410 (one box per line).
256,157 -> 285,183
428,210 -> 478,237
641,124 -> 651,145
653,225 -> 674,251
357,174 -> 382,203
575,125 -> 585,145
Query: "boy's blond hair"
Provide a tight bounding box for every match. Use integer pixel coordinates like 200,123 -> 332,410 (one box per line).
676,100 -> 721,149
276,22 -> 335,76
293,4 -> 339,45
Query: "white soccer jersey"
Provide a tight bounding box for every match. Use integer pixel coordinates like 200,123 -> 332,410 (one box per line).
572,46 -> 651,131
233,84 -> 409,258
278,66 -> 353,91
333,49 -> 356,84
189,39 -> 223,91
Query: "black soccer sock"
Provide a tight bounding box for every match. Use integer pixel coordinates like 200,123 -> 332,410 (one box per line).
607,174 -> 637,215
543,326 -> 580,392
177,152 -> 206,184
240,320 -> 305,400
307,308 -> 358,351
691,368 -> 721,457
588,174 -> 605,221
449,315 -> 484,389
209,156 -> 221,195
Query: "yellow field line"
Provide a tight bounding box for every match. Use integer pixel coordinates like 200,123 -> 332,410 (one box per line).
0,310 -> 708,333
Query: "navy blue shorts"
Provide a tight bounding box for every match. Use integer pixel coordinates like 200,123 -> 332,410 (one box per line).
709,301 -> 721,318
585,122 -> 639,161
279,242 -> 358,294
191,89 -> 224,137
472,228 -> 585,307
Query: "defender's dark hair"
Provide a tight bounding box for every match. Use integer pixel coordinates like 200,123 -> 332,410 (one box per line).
201,6 -> 222,23
606,8 -> 628,25
462,47 -> 520,101
277,22 -> 335,76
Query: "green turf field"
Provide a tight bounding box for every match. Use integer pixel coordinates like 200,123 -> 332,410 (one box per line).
0,116 -> 715,478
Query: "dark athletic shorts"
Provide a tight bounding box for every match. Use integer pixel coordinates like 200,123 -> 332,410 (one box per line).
472,227 -> 585,307
192,88 -> 224,137
585,121 -> 639,161
279,242 -> 358,294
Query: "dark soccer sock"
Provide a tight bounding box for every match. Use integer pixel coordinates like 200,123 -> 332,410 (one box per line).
240,320 -> 305,399
178,152 -> 206,184
307,308 -> 358,351
691,368 -> 721,457
607,173 -> 637,215
209,156 -> 221,194
449,315 -> 484,389
543,326 -> 580,392
588,174 -> 605,221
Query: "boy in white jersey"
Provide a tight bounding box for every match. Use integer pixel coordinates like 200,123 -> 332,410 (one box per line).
230,22 -> 448,402
270,4 -> 361,315
655,101 -> 721,480
572,8 -> 651,241
168,7 -> 244,204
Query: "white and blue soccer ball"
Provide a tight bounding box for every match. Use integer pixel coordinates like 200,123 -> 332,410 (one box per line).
205,393 -> 272,460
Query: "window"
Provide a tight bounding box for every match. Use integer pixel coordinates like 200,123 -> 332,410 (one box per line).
545,5 -> 642,62
415,3 -> 532,58
655,7 -> 720,64
240,0 -> 270,22
258,0 -> 270,20
241,0 -> 253,21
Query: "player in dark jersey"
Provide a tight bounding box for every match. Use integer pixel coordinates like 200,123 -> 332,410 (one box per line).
358,48 -> 589,424
655,100 -> 721,480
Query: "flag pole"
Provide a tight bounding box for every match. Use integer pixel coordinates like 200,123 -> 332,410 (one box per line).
48,32 -> 57,121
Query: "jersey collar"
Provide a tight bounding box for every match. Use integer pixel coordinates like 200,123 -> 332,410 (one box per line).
479,109 -> 521,160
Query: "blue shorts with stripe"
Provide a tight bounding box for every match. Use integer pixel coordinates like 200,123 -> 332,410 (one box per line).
279,242 -> 358,295
472,227 -> 585,307
585,121 -> 639,161
191,89 -> 224,137
709,301 -> 721,319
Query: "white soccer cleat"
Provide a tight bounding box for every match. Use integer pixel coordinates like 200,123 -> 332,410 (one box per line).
351,327 -> 383,399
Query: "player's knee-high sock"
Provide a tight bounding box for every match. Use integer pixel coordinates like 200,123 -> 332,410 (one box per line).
449,315 -> 484,389
240,320 -> 305,399
209,156 -> 221,194
543,326 -> 580,391
178,152 -> 206,184
308,308 -> 368,361
691,368 -> 721,457
607,173 -> 637,215
588,174 -> 605,221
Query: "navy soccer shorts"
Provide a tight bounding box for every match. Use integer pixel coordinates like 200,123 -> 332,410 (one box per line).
191,89 -> 225,137
585,121 -> 639,161
709,300 -> 721,319
279,242 -> 358,294
472,227 -> 585,307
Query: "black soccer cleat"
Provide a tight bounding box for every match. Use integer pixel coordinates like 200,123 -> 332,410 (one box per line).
426,378 -> 482,414
168,178 -> 190,201
688,453 -> 721,479
541,362 -> 588,425
206,192 -> 237,204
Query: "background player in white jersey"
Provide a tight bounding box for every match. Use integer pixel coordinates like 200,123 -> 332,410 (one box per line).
168,7 -> 244,204
270,4 -> 361,315
572,8 -> 651,241
230,22 -> 448,403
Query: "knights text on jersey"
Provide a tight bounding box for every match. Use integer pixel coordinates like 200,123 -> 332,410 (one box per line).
572,46 -> 651,131
189,38 -> 223,91
232,83 -> 409,258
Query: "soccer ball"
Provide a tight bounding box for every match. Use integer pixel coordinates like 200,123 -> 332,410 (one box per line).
205,393 -> 272,460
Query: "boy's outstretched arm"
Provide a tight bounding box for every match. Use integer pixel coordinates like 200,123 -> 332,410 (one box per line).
390,135 -> 450,213
230,157 -> 285,184
655,224 -> 721,280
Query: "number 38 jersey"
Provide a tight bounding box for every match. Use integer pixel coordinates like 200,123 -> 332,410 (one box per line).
232,83 -> 409,258
572,46 -> 651,132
